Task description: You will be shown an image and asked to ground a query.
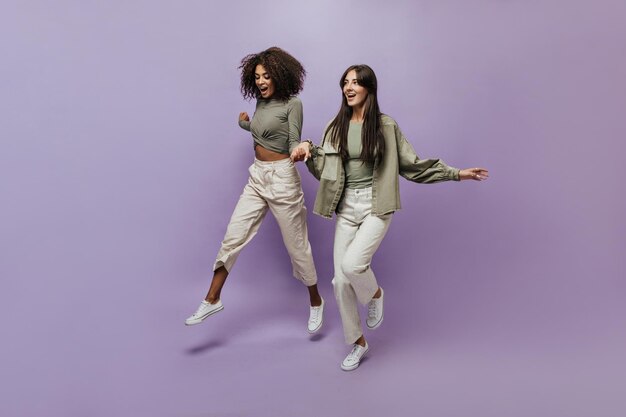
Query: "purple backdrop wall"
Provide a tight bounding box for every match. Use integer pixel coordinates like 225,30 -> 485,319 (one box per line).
2,1 -> 625,416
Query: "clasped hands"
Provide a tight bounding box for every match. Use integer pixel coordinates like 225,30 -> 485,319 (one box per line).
290,141 -> 312,162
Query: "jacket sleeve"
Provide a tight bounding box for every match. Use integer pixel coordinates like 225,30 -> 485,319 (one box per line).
305,122 -> 335,181
395,123 -> 460,183
305,142 -> 324,181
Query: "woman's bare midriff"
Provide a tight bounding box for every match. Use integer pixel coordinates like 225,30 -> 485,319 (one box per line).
255,144 -> 290,161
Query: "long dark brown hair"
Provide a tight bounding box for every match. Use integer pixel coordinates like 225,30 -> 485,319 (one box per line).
239,47 -> 306,101
325,64 -> 385,162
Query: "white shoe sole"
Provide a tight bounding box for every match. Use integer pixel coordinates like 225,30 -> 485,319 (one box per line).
307,316 -> 323,334
184,304 -> 224,326
366,313 -> 383,330
341,346 -> 369,371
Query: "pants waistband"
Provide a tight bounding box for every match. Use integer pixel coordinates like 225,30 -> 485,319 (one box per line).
254,158 -> 293,169
344,186 -> 372,197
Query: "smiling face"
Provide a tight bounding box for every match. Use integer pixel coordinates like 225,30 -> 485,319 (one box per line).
255,64 -> 275,99
343,69 -> 368,110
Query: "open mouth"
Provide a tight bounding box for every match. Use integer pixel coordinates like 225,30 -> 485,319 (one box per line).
346,92 -> 356,99
259,86 -> 269,94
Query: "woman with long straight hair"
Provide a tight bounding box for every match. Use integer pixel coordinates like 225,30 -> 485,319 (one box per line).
291,64 -> 488,370
185,47 -> 324,334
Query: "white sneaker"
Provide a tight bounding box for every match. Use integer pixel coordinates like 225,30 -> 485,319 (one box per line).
184,300 -> 224,326
367,287 -> 384,329
307,298 -> 324,334
341,342 -> 369,371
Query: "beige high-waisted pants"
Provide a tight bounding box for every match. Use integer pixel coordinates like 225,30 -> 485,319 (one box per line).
332,187 -> 393,344
213,158 -> 317,286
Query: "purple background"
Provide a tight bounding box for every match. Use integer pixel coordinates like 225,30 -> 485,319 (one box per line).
2,1 -> 625,416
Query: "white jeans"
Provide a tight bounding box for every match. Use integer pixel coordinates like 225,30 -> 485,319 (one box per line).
213,158 -> 317,286
332,187 -> 393,344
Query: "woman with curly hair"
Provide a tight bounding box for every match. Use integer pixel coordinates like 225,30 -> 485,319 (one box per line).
291,64 -> 488,370
185,47 -> 324,334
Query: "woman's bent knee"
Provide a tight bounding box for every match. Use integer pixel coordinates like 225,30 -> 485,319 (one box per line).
340,259 -> 368,278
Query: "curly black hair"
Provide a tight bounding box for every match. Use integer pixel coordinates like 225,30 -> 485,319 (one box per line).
239,47 -> 306,101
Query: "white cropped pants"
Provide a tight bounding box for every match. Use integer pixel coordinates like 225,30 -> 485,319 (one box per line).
213,158 -> 317,286
332,187 -> 393,344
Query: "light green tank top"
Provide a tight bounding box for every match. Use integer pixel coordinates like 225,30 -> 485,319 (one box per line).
344,122 -> 374,189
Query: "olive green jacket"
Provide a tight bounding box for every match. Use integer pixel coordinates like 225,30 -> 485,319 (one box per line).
305,115 -> 460,218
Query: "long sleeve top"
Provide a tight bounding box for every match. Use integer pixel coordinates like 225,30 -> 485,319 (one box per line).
238,96 -> 303,154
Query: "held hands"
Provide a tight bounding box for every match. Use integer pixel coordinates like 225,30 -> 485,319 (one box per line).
459,167 -> 489,181
290,141 -> 311,162
239,112 -> 250,122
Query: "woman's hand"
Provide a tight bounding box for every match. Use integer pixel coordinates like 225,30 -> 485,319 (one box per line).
290,141 -> 311,162
459,167 -> 489,181
239,112 -> 250,122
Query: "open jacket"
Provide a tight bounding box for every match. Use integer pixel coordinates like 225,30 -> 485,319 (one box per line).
305,115 -> 460,219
